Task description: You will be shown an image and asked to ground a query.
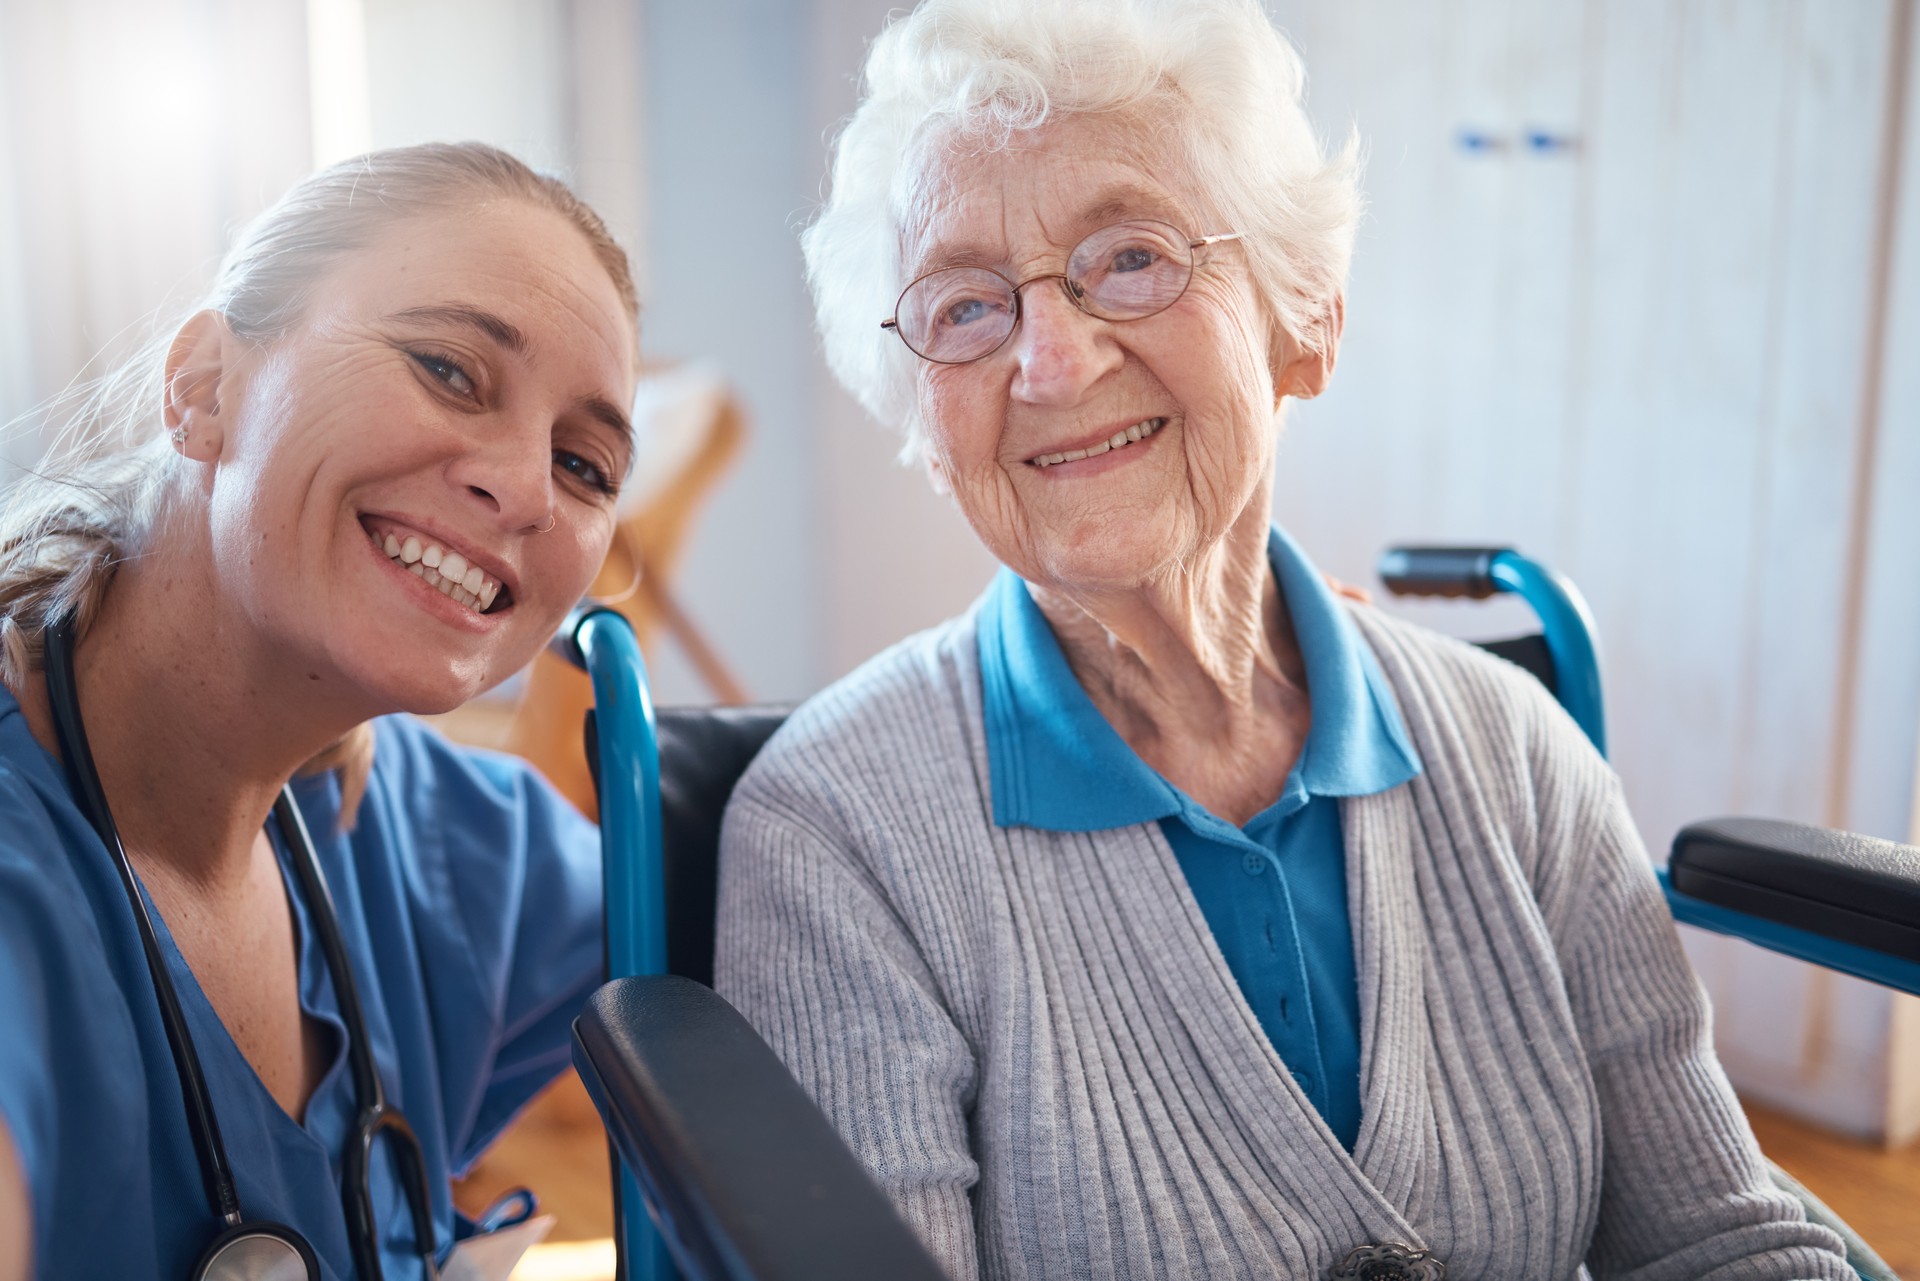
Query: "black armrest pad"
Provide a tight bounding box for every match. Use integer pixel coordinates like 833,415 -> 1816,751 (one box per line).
1669,817 -> 1920,962
572,976 -> 950,1281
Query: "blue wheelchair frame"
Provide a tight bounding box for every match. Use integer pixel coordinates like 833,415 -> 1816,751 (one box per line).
1378,546 -> 1920,1002
549,606 -> 674,1281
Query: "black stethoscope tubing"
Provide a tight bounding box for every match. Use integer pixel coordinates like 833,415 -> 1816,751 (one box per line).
42,613 -> 438,1279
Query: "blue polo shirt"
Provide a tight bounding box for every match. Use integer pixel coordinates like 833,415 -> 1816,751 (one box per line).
978,526 -> 1420,1149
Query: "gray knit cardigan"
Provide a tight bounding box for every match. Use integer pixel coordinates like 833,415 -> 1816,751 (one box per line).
714,602 -> 1851,1280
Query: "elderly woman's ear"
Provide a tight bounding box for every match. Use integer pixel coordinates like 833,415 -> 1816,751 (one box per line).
163,309 -> 236,464
1272,293 -> 1345,405
924,452 -> 953,496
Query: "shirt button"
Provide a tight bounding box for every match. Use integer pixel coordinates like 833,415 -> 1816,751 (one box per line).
1292,1069 -> 1316,1094
1242,851 -> 1265,875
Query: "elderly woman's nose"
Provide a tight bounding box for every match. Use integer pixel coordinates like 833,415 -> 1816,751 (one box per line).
1010,283 -> 1121,404
447,420 -> 554,529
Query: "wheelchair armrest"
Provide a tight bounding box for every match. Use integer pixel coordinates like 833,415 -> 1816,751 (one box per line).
1668,817 -> 1920,965
572,975 -> 950,1281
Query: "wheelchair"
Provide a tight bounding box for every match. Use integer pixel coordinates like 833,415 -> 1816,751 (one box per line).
550,546 -> 1916,1281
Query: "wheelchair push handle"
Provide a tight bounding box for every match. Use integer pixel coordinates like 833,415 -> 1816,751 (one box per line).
1375,544 -> 1608,757
547,602 -> 628,672
1376,546 -> 1514,600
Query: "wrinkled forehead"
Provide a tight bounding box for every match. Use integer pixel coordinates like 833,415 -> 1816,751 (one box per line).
895,114 -> 1214,281
318,202 -> 638,361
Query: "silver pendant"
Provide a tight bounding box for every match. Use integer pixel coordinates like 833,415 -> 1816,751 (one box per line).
1328,1241 -> 1446,1280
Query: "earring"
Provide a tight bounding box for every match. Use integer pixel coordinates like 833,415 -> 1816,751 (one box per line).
533,513 -> 556,534
168,425 -> 188,451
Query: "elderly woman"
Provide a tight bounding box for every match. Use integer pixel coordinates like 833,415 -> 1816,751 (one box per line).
714,3 -> 1853,1278
0,144 -> 636,1279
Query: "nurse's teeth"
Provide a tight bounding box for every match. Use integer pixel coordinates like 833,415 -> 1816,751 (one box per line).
373,527 -> 505,615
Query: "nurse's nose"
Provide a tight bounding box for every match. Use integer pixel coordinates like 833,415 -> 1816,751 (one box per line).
1008,279 -> 1122,407
448,418 -> 555,534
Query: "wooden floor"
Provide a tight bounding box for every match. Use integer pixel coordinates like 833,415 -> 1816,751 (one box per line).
1746,1102 -> 1920,1276
458,1076 -> 1920,1279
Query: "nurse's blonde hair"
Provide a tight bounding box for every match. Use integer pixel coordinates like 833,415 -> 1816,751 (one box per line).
0,142 -> 638,822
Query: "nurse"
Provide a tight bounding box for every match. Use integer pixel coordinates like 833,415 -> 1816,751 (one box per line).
0,142 -> 639,1278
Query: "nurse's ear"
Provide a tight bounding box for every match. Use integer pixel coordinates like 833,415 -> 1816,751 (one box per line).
163,310 -> 236,464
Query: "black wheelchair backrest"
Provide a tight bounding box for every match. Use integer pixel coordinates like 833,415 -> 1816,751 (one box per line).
657,704 -> 793,986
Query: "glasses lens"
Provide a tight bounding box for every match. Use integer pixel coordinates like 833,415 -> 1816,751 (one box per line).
895,267 -> 1016,363
1068,221 -> 1194,321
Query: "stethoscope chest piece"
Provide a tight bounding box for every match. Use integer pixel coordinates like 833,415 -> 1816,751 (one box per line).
192,1222 -> 320,1281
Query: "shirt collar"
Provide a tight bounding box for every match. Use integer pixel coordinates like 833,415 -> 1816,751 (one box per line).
978,525 -> 1422,832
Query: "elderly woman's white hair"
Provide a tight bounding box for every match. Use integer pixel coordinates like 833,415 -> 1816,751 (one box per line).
803,0 -> 1362,463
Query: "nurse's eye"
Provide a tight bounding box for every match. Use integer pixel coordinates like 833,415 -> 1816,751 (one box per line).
410,350 -> 477,398
556,449 -> 618,497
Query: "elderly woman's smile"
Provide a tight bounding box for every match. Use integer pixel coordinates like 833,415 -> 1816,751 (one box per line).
1023,414 -> 1165,469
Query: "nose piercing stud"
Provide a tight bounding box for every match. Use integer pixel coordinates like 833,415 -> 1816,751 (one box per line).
533,513 -> 556,534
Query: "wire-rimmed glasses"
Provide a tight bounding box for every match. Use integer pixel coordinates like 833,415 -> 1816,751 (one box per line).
880,219 -> 1244,365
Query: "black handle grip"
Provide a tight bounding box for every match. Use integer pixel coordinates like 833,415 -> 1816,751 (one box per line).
1376,546 -> 1514,600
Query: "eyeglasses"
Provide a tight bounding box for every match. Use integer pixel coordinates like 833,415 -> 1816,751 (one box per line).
880,220 -> 1244,365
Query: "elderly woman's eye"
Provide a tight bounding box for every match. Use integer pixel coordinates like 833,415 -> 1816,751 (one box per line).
940,296 -> 999,329
411,350 -> 476,397
1110,246 -> 1159,274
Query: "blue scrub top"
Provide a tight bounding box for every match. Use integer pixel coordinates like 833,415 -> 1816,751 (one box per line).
0,690 -> 603,1279
977,526 -> 1421,1149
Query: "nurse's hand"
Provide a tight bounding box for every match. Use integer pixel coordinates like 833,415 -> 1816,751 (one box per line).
0,1118 -> 26,1281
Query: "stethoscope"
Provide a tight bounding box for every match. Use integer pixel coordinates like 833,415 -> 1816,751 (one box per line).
43,614 -> 440,1281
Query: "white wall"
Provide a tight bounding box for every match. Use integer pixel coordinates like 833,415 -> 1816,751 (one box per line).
363,0 -> 572,170
636,0 -> 826,705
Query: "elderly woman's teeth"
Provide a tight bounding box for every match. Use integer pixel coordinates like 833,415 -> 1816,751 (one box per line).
1031,417 -> 1164,468
374,529 -> 503,613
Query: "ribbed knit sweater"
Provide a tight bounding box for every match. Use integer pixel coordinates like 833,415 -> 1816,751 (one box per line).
714,602 -> 1851,1280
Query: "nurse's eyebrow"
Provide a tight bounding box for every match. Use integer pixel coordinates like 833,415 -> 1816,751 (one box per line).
578,394 -> 633,444
389,304 -> 529,356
